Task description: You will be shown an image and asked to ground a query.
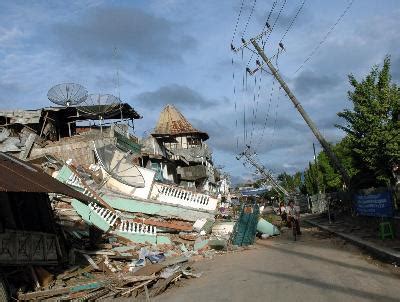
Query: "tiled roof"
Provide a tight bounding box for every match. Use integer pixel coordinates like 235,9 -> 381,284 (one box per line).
152,105 -> 209,140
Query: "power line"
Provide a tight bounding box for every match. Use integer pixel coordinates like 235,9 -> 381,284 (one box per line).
269,87 -> 282,149
244,0 -> 285,147
245,0 -> 283,68
294,0 -> 355,74
242,0 -> 258,38
279,0 -> 307,43
255,79 -> 275,151
231,0 -> 246,44
232,58 -> 239,152
248,74 -> 260,147
263,0 -> 287,48
265,0 -> 278,26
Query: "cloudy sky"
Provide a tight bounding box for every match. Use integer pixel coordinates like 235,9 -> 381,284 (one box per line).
0,0 -> 399,184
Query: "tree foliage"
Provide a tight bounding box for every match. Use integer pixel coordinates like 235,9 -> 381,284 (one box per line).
303,138 -> 359,194
336,56 -> 400,185
277,172 -> 303,193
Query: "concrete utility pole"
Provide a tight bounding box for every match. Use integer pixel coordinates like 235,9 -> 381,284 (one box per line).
238,147 -> 289,197
250,39 -> 351,188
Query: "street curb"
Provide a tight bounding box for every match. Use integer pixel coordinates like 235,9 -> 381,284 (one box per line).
304,219 -> 400,264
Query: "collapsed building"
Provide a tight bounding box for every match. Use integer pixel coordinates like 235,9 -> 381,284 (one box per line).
0,104 -> 142,164
0,90 -> 281,300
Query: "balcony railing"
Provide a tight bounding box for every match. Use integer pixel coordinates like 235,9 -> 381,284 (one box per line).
151,182 -> 218,211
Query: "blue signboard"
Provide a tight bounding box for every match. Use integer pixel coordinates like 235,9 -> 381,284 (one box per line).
355,191 -> 393,217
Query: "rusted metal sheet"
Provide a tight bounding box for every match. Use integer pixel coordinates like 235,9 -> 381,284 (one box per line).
0,152 -> 93,203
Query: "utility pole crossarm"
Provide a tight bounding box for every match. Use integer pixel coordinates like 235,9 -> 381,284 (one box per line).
241,149 -> 290,197
250,39 -> 351,188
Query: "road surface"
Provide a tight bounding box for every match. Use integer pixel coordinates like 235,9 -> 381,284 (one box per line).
155,225 -> 400,302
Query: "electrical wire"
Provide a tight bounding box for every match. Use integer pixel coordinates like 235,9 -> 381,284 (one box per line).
263,0 -> 287,48
279,0 -> 307,43
269,87 -> 281,149
232,58 -> 239,152
231,0 -> 246,44
256,79 -> 275,151
248,75 -> 259,147
294,0 -> 355,74
265,0 -> 278,26
242,0 -> 258,38
244,0 -> 284,151
245,0 -> 281,67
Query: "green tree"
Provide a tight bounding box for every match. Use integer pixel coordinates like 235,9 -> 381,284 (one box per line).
336,56 -> 400,186
303,162 -> 321,195
277,172 -> 303,193
302,138 -> 359,195
317,138 -> 359,191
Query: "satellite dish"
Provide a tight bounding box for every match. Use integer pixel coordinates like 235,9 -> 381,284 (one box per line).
78,94 -> 121,118
93,141 -> 145,188
47,83 -> 88,107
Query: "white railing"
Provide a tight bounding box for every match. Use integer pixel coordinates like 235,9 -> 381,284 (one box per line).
64,169 -> 102,202
89,202 -> 119,227
88,203 -> 156,236
151,183 -> 218,211
118,220 -> 157,236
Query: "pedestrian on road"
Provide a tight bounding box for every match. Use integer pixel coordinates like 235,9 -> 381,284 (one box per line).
287,200 -> 301,235
279,201 -> 287,225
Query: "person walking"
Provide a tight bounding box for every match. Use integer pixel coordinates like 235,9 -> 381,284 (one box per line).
279,201 -> 287,226
287,200 -> 301,235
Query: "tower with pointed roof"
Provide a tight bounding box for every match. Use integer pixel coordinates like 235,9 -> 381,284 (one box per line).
149,104 -> 217,193
152,104 -> 208,140
152,104 -> 210,155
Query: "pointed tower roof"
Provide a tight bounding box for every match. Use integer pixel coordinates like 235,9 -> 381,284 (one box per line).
152,104 -> 209,140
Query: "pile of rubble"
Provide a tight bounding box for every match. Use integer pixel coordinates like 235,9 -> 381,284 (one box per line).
9,160 -> 239,300
18,243 -> 201,301
0,151 -> 278,300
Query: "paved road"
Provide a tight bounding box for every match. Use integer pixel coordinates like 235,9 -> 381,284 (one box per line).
155,225 -> 400,302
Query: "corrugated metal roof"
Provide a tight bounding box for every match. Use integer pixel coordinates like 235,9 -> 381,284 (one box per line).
0,152 -> 93,203
0,103 -> 141,125
152,105 -> 209,140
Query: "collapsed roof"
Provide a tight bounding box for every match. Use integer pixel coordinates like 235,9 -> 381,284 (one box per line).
0,152 -> 93,203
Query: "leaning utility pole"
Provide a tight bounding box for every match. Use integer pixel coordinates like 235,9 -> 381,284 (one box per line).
249,38 -> 351,188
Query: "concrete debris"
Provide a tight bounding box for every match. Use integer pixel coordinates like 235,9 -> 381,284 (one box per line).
257,218 -> 281,236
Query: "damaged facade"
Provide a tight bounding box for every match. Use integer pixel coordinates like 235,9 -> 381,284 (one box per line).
142,104 -> 219,194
